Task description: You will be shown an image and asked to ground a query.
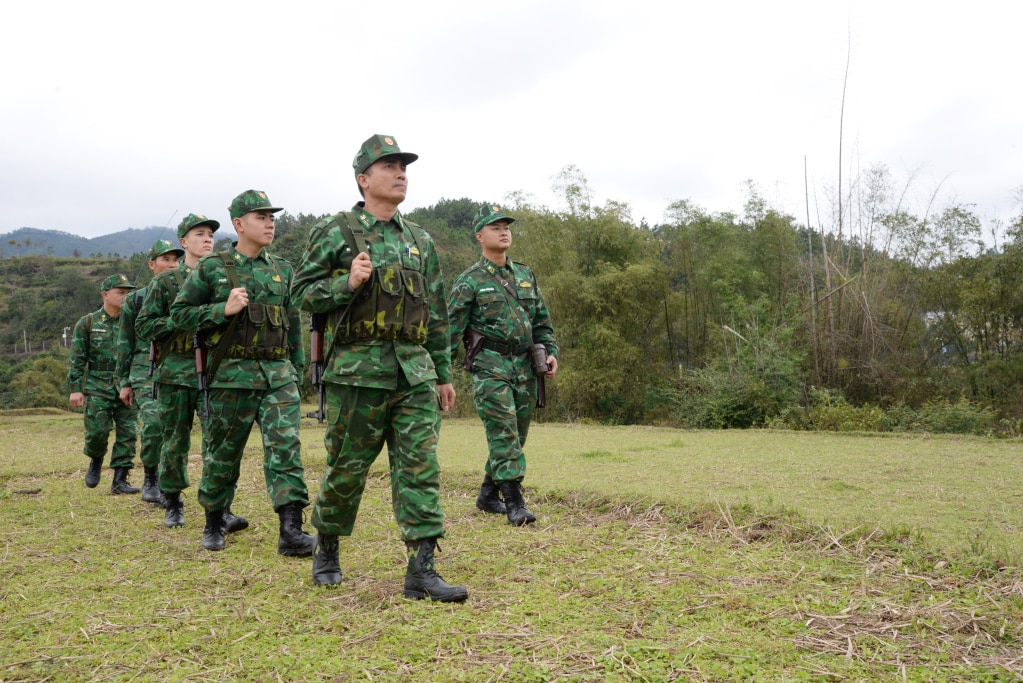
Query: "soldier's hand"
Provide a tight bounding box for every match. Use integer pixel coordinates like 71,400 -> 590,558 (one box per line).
69,392 -> 85,408
545,356 -> 559,378
119,387 -> 134,407
224,287 -> 249,316
348,252 -> 373,290
437,383 -> 456,411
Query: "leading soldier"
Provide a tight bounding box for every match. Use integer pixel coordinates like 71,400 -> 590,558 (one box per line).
447,204 -> 559,526
168,192 -> 314,555
291,134 -> 467,601
67,273 -> 140,494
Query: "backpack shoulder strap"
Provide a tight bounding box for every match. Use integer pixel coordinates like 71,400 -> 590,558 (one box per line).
337,212 -> 369,255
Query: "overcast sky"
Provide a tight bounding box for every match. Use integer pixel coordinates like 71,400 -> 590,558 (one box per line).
2,1 -> 1020,239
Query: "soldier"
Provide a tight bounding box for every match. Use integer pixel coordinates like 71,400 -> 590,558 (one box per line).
115,239 -> 183,508
136,214 -> 246,533
292,134 -> 467,602
447,204 -> 559,526
168,192 -> 314,555
67,273 -> 140,494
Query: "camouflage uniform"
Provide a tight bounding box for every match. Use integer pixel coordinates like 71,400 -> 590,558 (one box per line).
67,275 -> 138,470
292,203 -> 452,542
448,256 -> 558,483
136,261 -> 207,495
116,285 -> 162,472
168,240 -> 309,515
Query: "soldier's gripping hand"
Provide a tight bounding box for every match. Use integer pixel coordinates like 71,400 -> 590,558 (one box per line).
119,386 -> 134,407
347,252 -> 373,291
545,356 -> 559,378
69,392 -> 85,409
224,287 -> 249,316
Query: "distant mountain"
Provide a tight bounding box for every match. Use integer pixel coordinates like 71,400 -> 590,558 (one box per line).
0,226 -> 180,258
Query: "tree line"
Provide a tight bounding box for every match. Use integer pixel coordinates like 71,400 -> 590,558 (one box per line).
2,167 -> 1022,434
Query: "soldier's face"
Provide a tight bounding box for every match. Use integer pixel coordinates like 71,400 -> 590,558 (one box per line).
359,157 -> 407,205
150,253 -> 179,276
103,287 -> 131,311
181,226 -> 215,259
235,210 -> 276,249
477,220 -> 513,252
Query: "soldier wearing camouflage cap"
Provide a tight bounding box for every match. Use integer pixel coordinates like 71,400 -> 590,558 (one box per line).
292,134 -> 467,602
448,203 -> 559,526
169,191 -> 314,556
137,212 -> 251,532
114,240 -> 185,508
67,273 -> 140,494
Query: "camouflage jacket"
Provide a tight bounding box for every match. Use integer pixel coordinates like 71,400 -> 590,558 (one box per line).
135,263 -> 198,388
448,256 -> 559,372
115,286 -> 153,391
168,245 -> 304,390
66,307 -> 122,400
291,204 -> 452,390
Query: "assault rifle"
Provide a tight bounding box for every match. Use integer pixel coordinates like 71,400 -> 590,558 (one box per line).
306,313 -> 327,423
194,331 -> 211,419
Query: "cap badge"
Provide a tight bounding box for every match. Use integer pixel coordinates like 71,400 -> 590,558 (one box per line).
384,137 -> 394,145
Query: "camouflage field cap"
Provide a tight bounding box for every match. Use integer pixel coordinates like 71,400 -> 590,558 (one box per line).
474,203 -> 516,233
177,213 -> 220,239
149,239 -> 185,260
100,273 -> 136,292
228,190 -> 284,220
352,134 -> 418,177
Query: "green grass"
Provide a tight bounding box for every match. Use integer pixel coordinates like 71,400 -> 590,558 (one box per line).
1,411 -> 1021,681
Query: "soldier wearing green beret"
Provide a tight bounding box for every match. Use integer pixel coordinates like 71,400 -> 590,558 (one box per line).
67,273 -> 141,493
292,134 -> 467,601
114,240 -> 184,507
448,204 -> 559,526
136,214 -> 247,531
168,192 -> 314,555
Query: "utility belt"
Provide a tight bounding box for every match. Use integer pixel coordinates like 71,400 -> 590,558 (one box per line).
89,361 -> 116,372
481,338 -> 531,356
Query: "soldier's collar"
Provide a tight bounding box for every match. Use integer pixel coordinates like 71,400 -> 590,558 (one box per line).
355,204 -> 405,231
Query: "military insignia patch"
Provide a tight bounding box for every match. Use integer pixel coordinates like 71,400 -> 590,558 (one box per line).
384,137 -> 394,145
520,282 -> 533,287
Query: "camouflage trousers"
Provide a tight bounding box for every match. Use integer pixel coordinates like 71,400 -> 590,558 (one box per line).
82,394 -> 138,469
156,383 -> 208,495
135,381 -> 162,470
312,378 -> 445,542
471,367 -> 537,483
198,382 -> 309,513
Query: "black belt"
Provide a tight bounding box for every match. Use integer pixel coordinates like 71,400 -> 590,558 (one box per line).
481,338 -> 530,356
89,362 -> 116,372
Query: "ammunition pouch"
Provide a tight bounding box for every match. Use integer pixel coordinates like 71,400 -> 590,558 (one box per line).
215,303 -> 291,360
333,267 -> 428,345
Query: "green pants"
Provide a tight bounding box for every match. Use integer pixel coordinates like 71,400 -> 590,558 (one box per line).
312,379 -> 445,542
82,394 -> 137,469
135,382 -> 162,470
471,366 -> 536,483
197,382 -> 309,513
156,383 -> 207,495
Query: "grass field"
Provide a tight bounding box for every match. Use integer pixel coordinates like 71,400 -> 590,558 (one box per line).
1,409 -> 1021,681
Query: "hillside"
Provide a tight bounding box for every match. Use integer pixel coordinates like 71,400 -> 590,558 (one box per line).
0,226 -> 178,258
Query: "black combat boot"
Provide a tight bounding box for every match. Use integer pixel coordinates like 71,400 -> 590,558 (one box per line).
475,473 -> 507,515
498,479 -> 536,526
312,534 -> 343,586
111,467 -> 141,495
164,491 -> 185,528
224,507 -> 249,533
202,509 -> 227,551
404,537 -> 468,602
84,458 -> 103,488
141,466 -> 166,507
277,501 -> 315,556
